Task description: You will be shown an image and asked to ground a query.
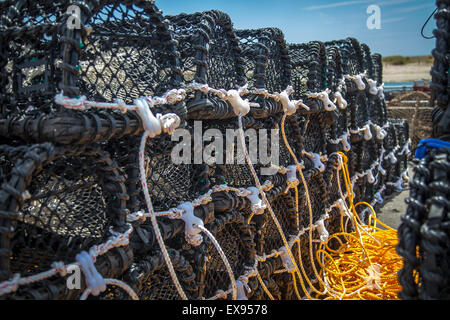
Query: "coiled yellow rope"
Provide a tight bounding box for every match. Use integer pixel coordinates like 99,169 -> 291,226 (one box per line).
315,153 -> 403,300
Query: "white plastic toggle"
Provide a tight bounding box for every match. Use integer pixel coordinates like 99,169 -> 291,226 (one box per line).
367,169 -> 375,184
355,74 -> 366,91
312,153 -> 326,172
402,171 -> 409,183
386,152 -> 398,164
378,84 -> 385,100
286,165 -> 298,184
246,187 -> 266,215
376,127 -> 387,140
341,133 -> 351,152
178,202 -> 204,246
378,162 -> 387,176
334,91 -> 348,110
226,89 -> 251,116
135,98 -> 162,138
279,247 -> 295,272
310,89 -> 337,111
76,251 -> 106,297
278,88 -> 297,116
315,219 -> 329,243
235,280 -> 249,300
374,191 -> 384,205
367,79 -> 378,95
336,199 -> 352,219
363,124 -> 373,141
393,178 -> 403,192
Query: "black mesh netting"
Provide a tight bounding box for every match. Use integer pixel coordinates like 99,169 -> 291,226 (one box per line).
0,0 -> 413,301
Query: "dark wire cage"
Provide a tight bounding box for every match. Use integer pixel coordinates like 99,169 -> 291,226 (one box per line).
0,0 -> 412,301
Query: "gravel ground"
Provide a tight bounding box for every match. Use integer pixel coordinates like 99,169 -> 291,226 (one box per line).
376,165 -> 415,230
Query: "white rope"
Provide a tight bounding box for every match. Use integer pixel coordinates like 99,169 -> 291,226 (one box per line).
0,225 -> 134,297
80,278 -> 139,300
138,131 -> 188,300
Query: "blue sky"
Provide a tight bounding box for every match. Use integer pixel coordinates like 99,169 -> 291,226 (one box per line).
156,0 -> 436,57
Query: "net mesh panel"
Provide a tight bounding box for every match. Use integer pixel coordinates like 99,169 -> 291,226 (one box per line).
78,2 -> 180,103
299,173 -> 328,229
325,45 -> 349,138
206,12 -> 246,89
361,43 -> 374,79
291,229 -> 322,296
297,113 -> 327,161
289,41 -> 326,100
235,30 -> 260,90
372,54 -> 383,86
200,212 -> 255,299
143,134 -> 196,211
133,250 -> 198,300
10,150 -> 124,277
0,144 -> 127,292
168,11 -> 245,89
0,0 -> 70,115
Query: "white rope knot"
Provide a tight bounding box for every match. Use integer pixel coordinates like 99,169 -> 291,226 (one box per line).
334,91 -> 348,110
399,141 -> 411,156
158,113 -> 181,136
116,98 -> 127,114
76,251 -> 106,297
246,187 -> 266,215
163,88 -> 187,104
336,199 -> 352,219
55,92 -> 88,110
51,261 -> 68,277
178,202 -> 204,247
378,84 -> 385,100
304,152 -> 326,172
375,126 -> 387,140
378,162 -> 387,176
309,89 -> 337,111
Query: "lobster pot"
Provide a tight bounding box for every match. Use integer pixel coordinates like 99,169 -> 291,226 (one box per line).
197,211 -> 256,300
382,122 -> 398,197
119,249 -> 199,300
167,10 -> 246,90
0,0 -> 71,116
392,118 -> 410,172
430,0 -> 450,140
397,147 -> 450,300
288,41 -> 327,100
0,143 -> 130,299
235,28 -> 290,93
69,0 -> 182,103
251,257 -> 283,300
325,45 -> 350,143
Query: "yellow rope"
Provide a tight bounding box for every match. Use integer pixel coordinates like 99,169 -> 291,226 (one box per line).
316,153 -> 403,300
278,116 -> 402,300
